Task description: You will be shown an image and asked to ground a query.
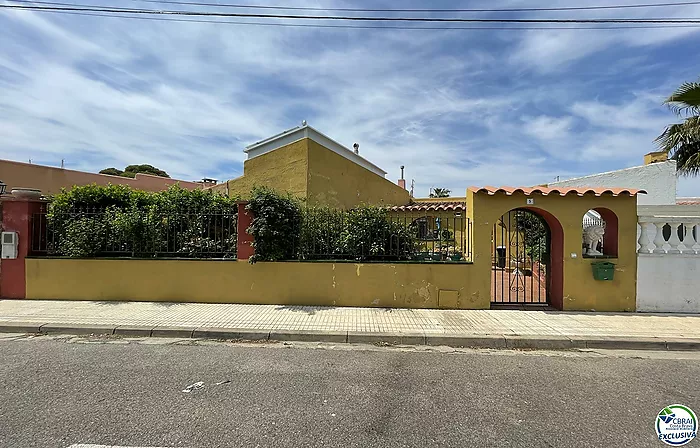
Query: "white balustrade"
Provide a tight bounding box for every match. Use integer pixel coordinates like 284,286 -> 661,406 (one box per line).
690,223 -> 700,254
652,222 -> 667,254
682,222 -> 696,254
637,211 -> 700,255
667,222 -> 682,254
637,221 -> 651,253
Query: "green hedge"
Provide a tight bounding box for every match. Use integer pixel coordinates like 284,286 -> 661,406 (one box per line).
47,184 -> 238,258
246,187 -> 416,263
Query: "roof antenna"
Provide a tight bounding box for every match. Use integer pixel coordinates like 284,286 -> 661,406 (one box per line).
353,143 -> 359,155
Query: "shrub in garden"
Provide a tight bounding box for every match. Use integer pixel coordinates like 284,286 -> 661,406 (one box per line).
246,188 -> 417,262
298,206 -> 347,260
246,186 -> 302,263
340,205 -> 415,261
58,217 -> 107,258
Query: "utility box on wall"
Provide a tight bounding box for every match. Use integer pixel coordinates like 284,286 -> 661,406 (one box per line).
1,232 -> 18,259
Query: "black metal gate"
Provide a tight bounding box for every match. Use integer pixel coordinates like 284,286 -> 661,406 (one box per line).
492,209 -> 550,304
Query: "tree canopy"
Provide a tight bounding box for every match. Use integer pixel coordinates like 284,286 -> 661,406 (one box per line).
430,188 -> 451,198
656,80 -> 700,176
99,168 -> 123,176
99,164 -> 170,178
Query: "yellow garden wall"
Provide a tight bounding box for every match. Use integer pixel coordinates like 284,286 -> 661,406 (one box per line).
467,189 -> 638,312
25,258 -> 483,309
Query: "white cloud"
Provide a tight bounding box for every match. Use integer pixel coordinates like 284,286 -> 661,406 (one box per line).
571,96 -> 667,131
509,30 -> 610,73
506,1 -> 700,73
0,1 -> 698,198
523,115 -> 574,141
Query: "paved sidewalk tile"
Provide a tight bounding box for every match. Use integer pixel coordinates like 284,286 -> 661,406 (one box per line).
0,300 -> 698,348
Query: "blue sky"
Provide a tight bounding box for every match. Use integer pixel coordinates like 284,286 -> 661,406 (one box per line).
1,0 -> 700,197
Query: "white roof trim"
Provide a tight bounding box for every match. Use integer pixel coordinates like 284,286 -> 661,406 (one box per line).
550,160 -> 677,185
245,124 -> 387,177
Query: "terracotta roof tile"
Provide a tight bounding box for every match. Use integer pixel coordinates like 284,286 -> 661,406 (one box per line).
468,186 -> 646,197
677,199 -> 700,205
388,201 -> 466,212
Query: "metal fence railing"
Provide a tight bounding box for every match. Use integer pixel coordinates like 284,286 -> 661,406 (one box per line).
31,207 -> 238,259
290,209 -> 471,262
30,205 -> 471,263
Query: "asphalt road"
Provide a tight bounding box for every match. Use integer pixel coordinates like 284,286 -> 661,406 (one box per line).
0,335 -> 698,448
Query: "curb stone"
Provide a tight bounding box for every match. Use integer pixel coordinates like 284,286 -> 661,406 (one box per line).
0,321 -> 45,333
192,327 -> 247,340
584,336 -> 668,351
568,336 -> 594,349
269,329 -> 347,343
504,335 -> 574,350
665,339 -> 700,351
151,326 -> 196,338
40,323 -> 116,335
114,325 -> 153,337
425,334 -> 507,349
346,332 -> 422,345
237,330 -> 271,341
0,324 -> 698,351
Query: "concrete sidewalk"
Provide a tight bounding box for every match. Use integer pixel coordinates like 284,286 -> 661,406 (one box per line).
1,300 -> 699,350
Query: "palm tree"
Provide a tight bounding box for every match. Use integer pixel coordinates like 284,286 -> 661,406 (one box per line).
430,188 -> 451,198
655,80 -> 700,175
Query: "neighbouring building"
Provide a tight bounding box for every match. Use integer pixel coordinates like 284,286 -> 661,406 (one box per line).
548,151 -> 694,206
208,123 -> 411,209
0,159 -> 205,195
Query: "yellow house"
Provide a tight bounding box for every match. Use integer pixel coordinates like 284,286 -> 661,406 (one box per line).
209,123 -> 411,209
207,123 -> 475,263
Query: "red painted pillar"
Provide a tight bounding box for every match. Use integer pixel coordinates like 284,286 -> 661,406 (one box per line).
0,196 -> 48,299
236,201 -> 255,261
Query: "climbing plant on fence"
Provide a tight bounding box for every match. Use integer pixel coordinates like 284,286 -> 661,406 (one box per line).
44,184 -> 239,258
